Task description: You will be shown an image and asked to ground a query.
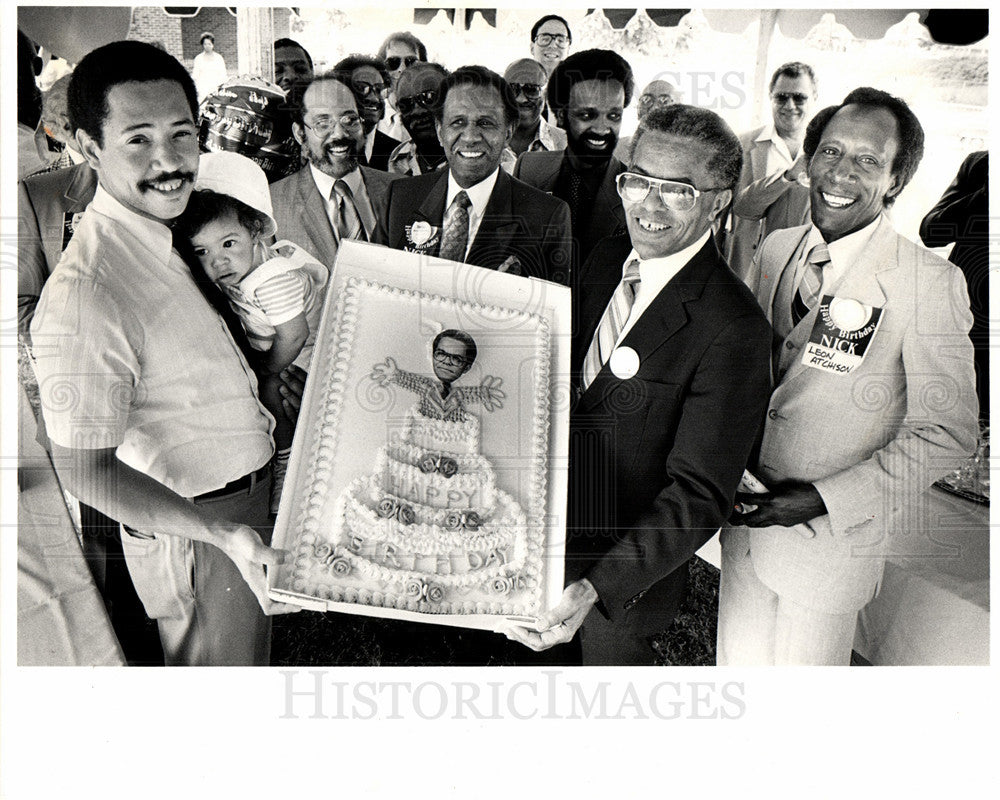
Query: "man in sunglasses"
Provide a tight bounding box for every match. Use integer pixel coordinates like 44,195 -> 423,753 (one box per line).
331,55 -> 402,172
499,58 -> 566,174
506,105 -> 771,665
378,65 -> 571,285
387,62 -> 449,177
728,62 -> 817,280
377,31 -> 428,143
514,49 -> 633,270
613,78 -> 680,162
270,74 -> 400,279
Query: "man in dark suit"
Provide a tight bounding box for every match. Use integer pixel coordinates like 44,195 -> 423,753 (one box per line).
332,55 -> 402,172
513,49 -> 633,269
270,73 -> 399,276
507,105 -> 772,665
378,65 -> 572,285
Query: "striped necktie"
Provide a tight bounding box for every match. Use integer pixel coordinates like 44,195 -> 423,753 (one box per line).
438,190 -> 472,262
581,259 -> 642,391
791,242 -> 831,326
332,180 -> 365,242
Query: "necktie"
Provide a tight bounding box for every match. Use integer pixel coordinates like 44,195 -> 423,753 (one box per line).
581,259 -> 642,391
438,190 -> 472,262
332,180 -> 365,242
791,242 -> 831,326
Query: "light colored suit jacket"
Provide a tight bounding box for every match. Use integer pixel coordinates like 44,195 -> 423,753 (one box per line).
269,165 -> 399,273
726,126 -> 810,281
725,217 -> 978,613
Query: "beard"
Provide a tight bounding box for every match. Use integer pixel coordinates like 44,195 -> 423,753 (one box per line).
307,136 -> 361,176
566,129 -> 618,163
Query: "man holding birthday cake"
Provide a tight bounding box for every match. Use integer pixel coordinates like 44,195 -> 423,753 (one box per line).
507,104 -> 772,664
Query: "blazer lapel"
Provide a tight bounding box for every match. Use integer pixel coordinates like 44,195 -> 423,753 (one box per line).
298,170 -> 339,261
414,171 -> 449,227
467,170 -> 519,265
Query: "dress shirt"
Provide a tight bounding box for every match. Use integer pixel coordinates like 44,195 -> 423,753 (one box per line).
445,168 -> 500,258
616,230 -> 712,345
755,122 -> 795,176
308,163 -> 375,239
30,185 -> 274,497
793,215 -> 883,298
500,118 -> 567,173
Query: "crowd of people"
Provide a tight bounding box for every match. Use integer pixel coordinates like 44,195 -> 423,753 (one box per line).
17,15 -> 987,667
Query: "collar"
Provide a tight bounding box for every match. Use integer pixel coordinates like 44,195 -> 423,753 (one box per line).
616,230 -> 711,342
446,168 -> 499,216
802,214 -> 883,293
755,122 -> 795,162
89,184 -> 177,271
308,163 -> 363,201
364,128 -> 376,161
535,118 -> 563,151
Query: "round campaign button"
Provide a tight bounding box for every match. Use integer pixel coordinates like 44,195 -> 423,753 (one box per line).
829,297 -> 870,332
410,221 -> 433,246
609,346 -> 640,379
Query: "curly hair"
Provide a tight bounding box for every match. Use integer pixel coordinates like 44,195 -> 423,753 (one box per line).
803,86 -> 924,206
546,49 -> 634,116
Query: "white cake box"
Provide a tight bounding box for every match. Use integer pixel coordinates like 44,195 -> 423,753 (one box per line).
268,241 -> 569,633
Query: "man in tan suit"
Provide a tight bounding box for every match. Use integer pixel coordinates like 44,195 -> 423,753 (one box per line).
718,87 -> 978,665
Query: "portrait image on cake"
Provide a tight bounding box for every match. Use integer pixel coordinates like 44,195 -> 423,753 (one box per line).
269,264 -> 560,629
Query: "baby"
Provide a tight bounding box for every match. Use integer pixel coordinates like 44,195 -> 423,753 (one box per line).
176,150 -> 327,514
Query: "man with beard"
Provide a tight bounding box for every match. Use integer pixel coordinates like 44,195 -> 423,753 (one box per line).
332,55 -> 402,172
377,31 -> 428,142
387,62 -> 449,177
728,62 -> 817,280
514,49 -> 632,268
378,65 -> 571,284
29,41 -> 297,666
500,58 -> 566,174
270,74 -> 399,276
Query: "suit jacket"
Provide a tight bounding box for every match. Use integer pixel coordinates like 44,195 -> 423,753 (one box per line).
269,164 -> 400,274
17,162 -> 98,334
377,168 -> 572,285
567,234 -> 772,623
363,129 -> 402,173
726,126 -> 810,281
725,218 -> 978,613
513,150 -> 627,267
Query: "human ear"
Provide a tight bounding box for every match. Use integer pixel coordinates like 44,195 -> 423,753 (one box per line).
76,129 -> 102,170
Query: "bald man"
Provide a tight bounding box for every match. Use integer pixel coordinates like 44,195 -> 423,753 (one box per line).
614,78 -> 680,162
500,58 -> 566,173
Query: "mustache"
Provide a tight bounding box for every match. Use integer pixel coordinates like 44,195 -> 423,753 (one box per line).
325,138 -> 359,154
138,171 -> 194,191
577,131 -> 617,149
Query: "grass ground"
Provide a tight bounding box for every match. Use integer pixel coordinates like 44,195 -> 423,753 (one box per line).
271,557 -> 720,666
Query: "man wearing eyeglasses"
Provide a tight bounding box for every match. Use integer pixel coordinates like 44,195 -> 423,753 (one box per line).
499,58 -> 567,174
387,62 -> 449,177
378,65 -> 571,285
332,55 -> 402,172
514,49 -> 634,272
377,32 -> 428,143
613,78 -> 680,163
727,62 -> 817,280
270,74 -> 400,281
505,105 -> 771,665
530,15 -> 572,77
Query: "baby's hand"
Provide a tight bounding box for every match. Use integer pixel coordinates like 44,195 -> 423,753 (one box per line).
370,357 -> 398,386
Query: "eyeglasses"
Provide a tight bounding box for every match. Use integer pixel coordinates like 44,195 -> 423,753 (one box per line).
508,82 -> 544,100
772,92 -> 811,105
396,89 -> 439,115
385,55 -> 419,71
533,33 -> 570,47
638,93 -> 676,108
433,349 -> 470,368
353,81 -> 386,98
616,172 -> 724,211
302,113 -> 364,136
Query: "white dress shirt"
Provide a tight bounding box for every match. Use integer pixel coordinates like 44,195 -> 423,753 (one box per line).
445,168 -> 500,258
308,163 -> 375,239
795,214 -> 883,298
616,229 -> 712,346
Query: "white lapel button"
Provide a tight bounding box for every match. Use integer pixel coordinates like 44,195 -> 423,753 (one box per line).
609,346 -> 640,379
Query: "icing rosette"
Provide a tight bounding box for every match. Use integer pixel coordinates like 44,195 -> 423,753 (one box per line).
464,510 -> 481,531
397,504 -> 416,525
443,511 -> 463,530
376,497 -> 415,525
418,454 -> 438,474
439,457 -> 459,478
376,497 -> 398,518
329,556 -> 351,576
313,543 -> 333,561
404,579 -> 424,599
426,584 -> 445,604
490,576 -> 513,596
